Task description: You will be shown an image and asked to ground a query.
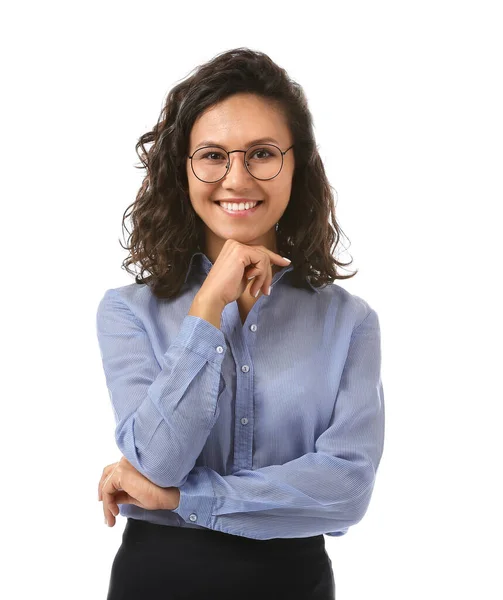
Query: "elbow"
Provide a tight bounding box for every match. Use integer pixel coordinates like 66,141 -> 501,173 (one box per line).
116,442 -> 187,488
114,421 -> 185,488
344,462 -> 377,523
348,486 -> 375,524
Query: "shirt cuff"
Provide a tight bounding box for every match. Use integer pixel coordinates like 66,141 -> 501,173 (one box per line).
171,467 -> 216,528
170,315 -> 227,364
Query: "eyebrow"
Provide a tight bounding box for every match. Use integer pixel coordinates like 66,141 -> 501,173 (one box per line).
194,137 -> 280,150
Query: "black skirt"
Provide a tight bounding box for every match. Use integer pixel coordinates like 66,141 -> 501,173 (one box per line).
106,517 -> 335,599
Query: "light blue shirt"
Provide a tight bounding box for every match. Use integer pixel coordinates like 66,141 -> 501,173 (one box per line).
96,251 -> 385,540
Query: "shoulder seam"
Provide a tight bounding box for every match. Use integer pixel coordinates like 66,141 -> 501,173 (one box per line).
105,288 -> 146,330
352,307 -> 374,335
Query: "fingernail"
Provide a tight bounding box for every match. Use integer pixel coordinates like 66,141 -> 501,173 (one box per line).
104,517 -> 108,525
267,286 -> 272,296
282,257 -> 291,263
247,276 -> 256,280
254,289 -> 260,298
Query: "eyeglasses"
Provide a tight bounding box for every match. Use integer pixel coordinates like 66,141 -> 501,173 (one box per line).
187,143 -> 294,183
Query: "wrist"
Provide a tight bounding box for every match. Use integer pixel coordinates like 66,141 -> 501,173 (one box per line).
188,294 -> 224,329
160,486 -> 180,510
172,487 -> 181,510
193,291 -> 225,313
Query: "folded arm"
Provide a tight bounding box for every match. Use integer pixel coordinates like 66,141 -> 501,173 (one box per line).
96,289 -> 227,488
172,309 -> 385,540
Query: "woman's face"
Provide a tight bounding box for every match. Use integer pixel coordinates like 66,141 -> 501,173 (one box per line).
186,93 -> 295,262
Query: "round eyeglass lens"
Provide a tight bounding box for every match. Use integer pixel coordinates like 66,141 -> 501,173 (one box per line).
191,144 -> 283,182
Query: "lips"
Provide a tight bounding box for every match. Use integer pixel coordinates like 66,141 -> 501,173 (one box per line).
215,201 -> 263,217
216,200 -> 262,207
214,200 -> 263,206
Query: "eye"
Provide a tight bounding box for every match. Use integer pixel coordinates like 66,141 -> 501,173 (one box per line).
250,148 -> 272,159
202,151 -> 225,160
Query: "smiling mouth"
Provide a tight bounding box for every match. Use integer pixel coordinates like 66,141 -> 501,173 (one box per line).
215,201 -> 264,216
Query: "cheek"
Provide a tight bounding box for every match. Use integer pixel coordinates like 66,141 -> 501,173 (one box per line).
187,176 -> 206,201
187,182 -> 217,218
271,178 -> 293,203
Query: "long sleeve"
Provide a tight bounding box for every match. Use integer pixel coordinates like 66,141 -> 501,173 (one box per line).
96,289 -> 228,488
172,308 -> 385,540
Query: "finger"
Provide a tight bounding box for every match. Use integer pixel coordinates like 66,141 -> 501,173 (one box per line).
256,246 -> 291,267
269,253 -> 291,266
104,491 -> 135,526
111,491 -> 133,505
104,491 -> 137,527
248,250 -> 270,298
246,248 -> 289,294
244,262 -> 257,280
244,268 -> 258,282
100,462 -> 121,504
102,466 -> 123,526
262,260 -> 273,296
98,462 -> 119,501
98,468 -> 112,501
98,463 -> 119,501
103,491 -> 117,527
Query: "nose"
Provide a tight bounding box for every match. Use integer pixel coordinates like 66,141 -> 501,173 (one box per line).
223,151 -> 253,185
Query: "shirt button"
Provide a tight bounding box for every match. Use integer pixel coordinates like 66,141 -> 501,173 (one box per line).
241,417 -> 248,425
250,324 -> 257,332
216,346 -> 224,353
241,365 -> 250,373
189,514 -> 198,522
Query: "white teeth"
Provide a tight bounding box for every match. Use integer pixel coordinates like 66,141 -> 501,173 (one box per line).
218,201 -> 259,211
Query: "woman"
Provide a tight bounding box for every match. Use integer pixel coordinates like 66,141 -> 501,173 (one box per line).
96,47 -> 385,599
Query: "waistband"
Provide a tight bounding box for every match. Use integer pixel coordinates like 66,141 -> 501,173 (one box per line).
123,517 -> 326,553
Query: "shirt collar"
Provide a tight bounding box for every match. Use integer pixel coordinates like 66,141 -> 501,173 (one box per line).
183,251 -> 321,293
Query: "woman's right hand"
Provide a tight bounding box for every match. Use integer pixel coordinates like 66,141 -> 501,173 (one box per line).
196,239 -> 291,309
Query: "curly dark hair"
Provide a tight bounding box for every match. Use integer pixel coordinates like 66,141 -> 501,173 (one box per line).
120,46 -> 357,299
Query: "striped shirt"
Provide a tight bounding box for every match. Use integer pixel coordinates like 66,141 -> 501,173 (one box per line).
95,251 -> 385,540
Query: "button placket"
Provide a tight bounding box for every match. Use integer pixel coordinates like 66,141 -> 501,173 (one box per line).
227,303 -> 257,471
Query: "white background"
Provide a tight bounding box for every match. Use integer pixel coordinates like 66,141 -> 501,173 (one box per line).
2,1 -> 501,598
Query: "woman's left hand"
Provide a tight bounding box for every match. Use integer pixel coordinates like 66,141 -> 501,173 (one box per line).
98,456 -> 180,527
